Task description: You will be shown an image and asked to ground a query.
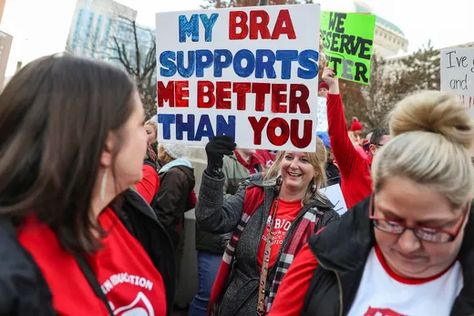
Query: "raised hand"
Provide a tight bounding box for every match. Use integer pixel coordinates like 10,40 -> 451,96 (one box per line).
205,135 -> 236,176
321,67 -> 340,94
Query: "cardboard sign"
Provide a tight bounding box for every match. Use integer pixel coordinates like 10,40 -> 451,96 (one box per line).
320,11 -> 375,85
156,5 -> 321,151
440,48 -> 474,117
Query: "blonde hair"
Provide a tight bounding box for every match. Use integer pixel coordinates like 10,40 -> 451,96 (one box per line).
145,119 -> 158,134
265,137 -> 327,204
372,91 -> 474,208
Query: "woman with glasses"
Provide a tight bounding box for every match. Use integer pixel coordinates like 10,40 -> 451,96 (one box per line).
268,91 -> 474,316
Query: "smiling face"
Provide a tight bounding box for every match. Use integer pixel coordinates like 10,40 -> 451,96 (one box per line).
280,151 -> 316,195
374,176 -> 469,279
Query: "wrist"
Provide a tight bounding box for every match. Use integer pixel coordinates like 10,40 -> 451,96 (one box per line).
205,165 -> 223,178
329,83 -> 339,94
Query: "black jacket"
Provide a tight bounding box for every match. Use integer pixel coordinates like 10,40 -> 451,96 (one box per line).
118,189 -> 176,315
302,197 -> 474,316
154,165 -> 195,248
0,217 -> 55,315
0,189 -> 176,316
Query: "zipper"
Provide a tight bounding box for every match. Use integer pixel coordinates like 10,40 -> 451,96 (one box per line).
314,254 -> 344,316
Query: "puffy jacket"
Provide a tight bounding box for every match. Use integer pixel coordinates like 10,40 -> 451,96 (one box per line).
154,159 -> 195,248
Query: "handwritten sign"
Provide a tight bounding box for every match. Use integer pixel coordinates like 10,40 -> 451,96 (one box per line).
440,48 -> 474,117
156,5 -> 321,151
320,11 -> 375,85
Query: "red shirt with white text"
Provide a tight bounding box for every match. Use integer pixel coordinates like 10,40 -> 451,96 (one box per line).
18,208 -> 167,316
257,199 -> 302,268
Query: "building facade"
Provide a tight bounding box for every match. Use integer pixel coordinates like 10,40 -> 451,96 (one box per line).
66,0 -> 154,68
353,1 -> 409,58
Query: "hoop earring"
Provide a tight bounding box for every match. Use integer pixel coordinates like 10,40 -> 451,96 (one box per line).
100,170 -> 108,202
276,175 -> 282,186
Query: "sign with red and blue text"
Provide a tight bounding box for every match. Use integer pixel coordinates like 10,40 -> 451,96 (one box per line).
156,4 -> 320,151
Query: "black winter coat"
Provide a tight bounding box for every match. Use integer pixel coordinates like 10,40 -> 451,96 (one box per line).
154,165 -> 195,248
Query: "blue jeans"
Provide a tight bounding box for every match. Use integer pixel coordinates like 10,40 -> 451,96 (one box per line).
188,251 -> 223,316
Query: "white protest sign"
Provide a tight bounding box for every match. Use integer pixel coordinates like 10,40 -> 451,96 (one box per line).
156,5 -> 321,151
321,184 -> 347,216
440,48 -> 474,117
316,97 -> 327,132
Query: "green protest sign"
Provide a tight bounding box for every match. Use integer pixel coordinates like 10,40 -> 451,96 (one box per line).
321,11 -> 375,85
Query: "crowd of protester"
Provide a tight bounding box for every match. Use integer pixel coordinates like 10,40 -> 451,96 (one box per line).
0,51 -> 472,316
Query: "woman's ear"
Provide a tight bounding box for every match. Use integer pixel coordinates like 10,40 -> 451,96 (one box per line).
100,132 -> 115,168
369,144 -> 377,155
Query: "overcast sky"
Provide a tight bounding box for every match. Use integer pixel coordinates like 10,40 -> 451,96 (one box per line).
2,0 -> 472,77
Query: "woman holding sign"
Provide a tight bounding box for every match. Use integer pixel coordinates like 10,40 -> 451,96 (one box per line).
195,136 -> 339,315
0,55 -> 175,315
268,91 -> 474,315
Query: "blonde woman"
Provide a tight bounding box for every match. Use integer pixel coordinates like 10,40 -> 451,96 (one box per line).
195,136 -> 338,315
269,91 -> 474,316
145,119 -> 159,163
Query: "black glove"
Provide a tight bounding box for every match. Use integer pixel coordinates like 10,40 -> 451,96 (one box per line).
205,135 -> 236,176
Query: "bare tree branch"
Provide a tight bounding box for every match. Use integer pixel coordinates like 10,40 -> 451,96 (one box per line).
109,19 -> 157,119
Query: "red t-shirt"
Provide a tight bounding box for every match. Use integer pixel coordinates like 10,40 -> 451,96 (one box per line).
136,164 -> 160,204
267,243 -> 318,316
257,199 -> 302,268
18,209 -> 167,316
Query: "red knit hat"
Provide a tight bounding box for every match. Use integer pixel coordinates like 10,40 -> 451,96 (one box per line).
350,117 -> 363,132
318,81 -> 329,91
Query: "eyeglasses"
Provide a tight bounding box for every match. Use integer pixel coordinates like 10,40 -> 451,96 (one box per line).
369,195 -> 467,243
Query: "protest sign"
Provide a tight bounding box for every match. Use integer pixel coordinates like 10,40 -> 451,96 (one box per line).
156,5 -> 321,151
320,11 -> 375,85
316,97 -> 327,132
320,184 -> 347,216
440,48 -> 474,117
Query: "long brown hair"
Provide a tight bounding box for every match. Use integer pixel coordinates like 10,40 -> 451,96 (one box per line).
0,55 -> 135,254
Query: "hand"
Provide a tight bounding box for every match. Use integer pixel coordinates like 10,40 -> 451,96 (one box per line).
205,135 -> 236,176
321,67 -> 339,94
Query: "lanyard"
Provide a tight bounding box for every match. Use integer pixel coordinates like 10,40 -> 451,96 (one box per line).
257,198 -> 279,315
75,254 -> 115,316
